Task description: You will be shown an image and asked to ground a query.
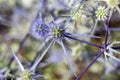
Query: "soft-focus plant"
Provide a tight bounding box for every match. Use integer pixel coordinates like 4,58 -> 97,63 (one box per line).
1,0 -> 120,80
76,19 -> 120,80
10,47 -> 43,80
10,48 -> 32,80
90,6 -> 108,35
30,17 -> 102,77
101,0 -> 120,21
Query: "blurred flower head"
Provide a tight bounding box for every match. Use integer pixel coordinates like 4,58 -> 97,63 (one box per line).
49,22 -> 66,40
21,71 -> 31,80
106,0 -> 119,8
72,4 -> 83,20
95,6 -> 108,21
30,19 -> 50,40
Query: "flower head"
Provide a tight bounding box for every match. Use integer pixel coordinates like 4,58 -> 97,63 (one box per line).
49,22 -> 66,40
51,26 -> 65,39
30,19 -> 50,40
21,71 -> 31,80
106,0 -> 119,8
95,6 -> 108,21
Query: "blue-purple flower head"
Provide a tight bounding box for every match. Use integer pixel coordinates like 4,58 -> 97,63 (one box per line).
30,19 -> 50,40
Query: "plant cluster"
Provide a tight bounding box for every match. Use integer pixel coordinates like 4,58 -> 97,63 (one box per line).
0,0 -> 120,80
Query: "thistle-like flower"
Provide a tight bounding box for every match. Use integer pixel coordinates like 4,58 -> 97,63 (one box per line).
90,6 -> 108,35
30,19 -> 103,77
95,6 -> 108,21
29,1 -> 103,78
49,22 -> 66,40
30,19 -> 50,40
103,0 -> 120,20
106,0 -> 119,8
30,22 -> 77,76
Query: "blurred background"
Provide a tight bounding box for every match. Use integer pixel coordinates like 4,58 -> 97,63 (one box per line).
0,0 -> 120,80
